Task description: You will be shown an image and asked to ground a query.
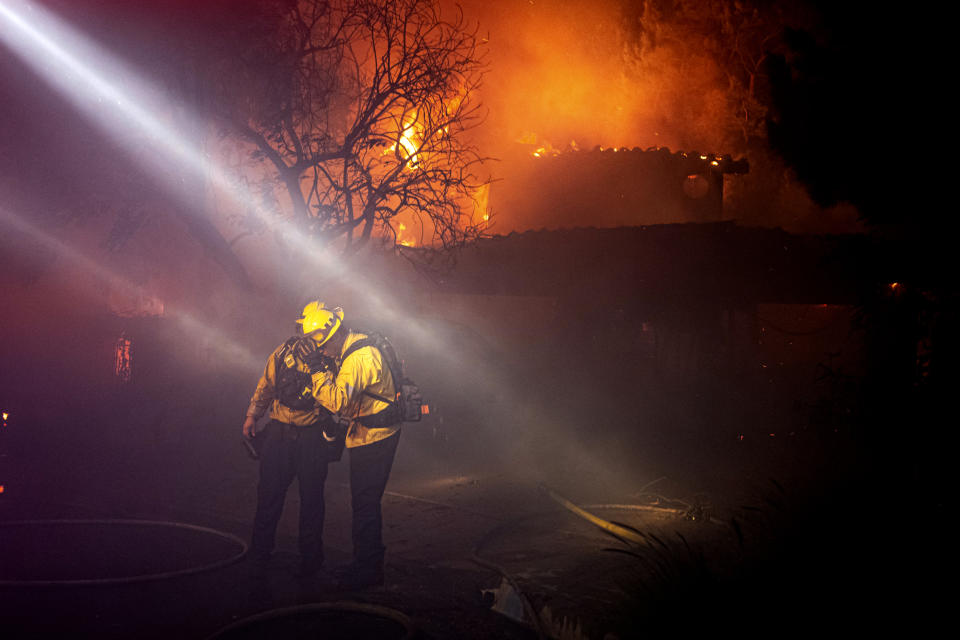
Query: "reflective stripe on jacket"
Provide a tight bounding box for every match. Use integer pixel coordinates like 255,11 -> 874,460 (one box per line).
246,342 -> 325,426
311,331 -> 399,448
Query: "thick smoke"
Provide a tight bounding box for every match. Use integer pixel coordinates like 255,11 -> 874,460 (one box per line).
454,0 -> 864,234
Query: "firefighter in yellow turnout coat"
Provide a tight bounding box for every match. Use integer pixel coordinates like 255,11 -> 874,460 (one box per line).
296,301 -> 401,589
242,334 -> 336,578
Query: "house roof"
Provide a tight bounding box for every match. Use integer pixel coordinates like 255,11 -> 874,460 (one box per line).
526,146 -> 750,175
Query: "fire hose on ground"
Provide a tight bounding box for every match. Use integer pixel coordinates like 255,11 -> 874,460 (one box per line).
0,519 -> 248,587
467,483 -> 696,638
204,602 -> 416,640
0,519 -> 417,638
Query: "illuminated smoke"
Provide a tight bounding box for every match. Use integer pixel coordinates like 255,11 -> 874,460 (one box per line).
461,0 -> 719,156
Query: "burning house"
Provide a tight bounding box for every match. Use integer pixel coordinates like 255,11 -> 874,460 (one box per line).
491,144 -> 750,231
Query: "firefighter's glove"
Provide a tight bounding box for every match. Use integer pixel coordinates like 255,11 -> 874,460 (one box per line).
304,350 -> 336,375
295,338 -> 336,374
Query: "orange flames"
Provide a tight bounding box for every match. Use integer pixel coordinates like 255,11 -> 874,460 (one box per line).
384,110 -> 424,169
473,183 -> 490,227
516,133 -> 581,159
386,90 -> 465,171
396,223 -> 415,247
398,112 -> 422,168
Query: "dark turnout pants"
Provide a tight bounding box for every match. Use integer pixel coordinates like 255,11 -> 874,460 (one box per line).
252,420 -> 330,565
349,431 -> 400,573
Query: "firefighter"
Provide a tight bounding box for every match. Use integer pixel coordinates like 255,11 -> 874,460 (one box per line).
295,300 -> 401,590
241,312 -> 339,579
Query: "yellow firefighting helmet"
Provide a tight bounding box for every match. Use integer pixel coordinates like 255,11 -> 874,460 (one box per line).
296,301 -> 343,346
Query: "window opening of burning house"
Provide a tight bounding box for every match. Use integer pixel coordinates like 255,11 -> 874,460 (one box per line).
115,332 -> 133,384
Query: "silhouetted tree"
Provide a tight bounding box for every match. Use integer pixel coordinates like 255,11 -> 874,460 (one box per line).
215,0 -> 490,264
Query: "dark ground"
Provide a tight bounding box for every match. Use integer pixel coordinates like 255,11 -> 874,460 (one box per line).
1,402 -> 940,639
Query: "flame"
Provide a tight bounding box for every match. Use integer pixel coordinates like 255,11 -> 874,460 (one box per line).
386,110 -> 423,169
383,108 -> 425,170
516,133 -> 578,158
1,412 -> 8,422
398,114 -> 421,166
396,223 -> 415,247
472,183 -> 490,227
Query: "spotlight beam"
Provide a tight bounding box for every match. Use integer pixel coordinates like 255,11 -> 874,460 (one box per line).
0,0 -> 343,281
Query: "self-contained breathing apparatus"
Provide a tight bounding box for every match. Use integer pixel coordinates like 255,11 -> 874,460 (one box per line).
338,332 -> 425,428
276,336 -> 335,411
242,337 -> 339,461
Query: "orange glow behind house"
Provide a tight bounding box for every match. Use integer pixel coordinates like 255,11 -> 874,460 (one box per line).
462,0 -> 745,163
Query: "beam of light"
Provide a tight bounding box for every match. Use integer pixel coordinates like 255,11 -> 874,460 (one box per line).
0,206 -> 262,374
0,0 -> 199,181
0,0 -> 346,281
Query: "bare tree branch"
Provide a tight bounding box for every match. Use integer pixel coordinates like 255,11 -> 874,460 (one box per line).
214,0 -> 492,265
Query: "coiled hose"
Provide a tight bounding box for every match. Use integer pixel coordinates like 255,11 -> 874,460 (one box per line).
204,602 -> 416,640
0,519 -> 248,587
